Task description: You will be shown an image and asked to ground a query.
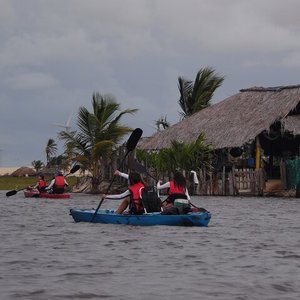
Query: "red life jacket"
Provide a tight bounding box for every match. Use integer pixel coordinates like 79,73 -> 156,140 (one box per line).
129,182 -> 145,214
169,180 -> 185,195
54,175 -> 65,189
38,179 -> 47,189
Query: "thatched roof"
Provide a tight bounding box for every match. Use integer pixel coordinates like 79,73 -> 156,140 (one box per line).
139,84 -> 300,150
11,166 -> 36,177
282,115 -> 300,135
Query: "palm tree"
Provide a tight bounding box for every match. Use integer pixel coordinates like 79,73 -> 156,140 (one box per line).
31,160 -> 44,172
45,138 -> 57,166
178,67 -> 224,118
59,92 -> 138,193
154,115 -> 170,131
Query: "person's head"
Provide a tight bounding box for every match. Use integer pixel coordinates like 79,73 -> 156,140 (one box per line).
55,170 -> 63,176
39,174 -> 45,180
129,172 -> 142,185
173,171 -> 186,188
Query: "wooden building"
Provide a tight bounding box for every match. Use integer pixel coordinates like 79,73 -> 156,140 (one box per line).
139,85 -> 300,196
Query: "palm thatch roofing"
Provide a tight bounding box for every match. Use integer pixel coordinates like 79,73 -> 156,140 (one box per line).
139,84 -> 300,150
11,166 -> 36,177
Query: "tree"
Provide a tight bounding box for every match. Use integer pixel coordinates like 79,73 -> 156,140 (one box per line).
59,92 -> 138,193
31,160 -> 44,172
45,138 -> 57,166
154,115 -> 170,131
178,67 -> 224,118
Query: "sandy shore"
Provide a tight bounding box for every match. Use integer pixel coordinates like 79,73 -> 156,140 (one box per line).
0,167 -> 21,176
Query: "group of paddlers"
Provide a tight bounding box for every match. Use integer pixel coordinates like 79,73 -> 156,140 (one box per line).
27,172 -> 69,194
103,170 -> 204,215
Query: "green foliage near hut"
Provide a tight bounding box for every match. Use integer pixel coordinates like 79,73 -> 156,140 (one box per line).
136,133 -> 214,176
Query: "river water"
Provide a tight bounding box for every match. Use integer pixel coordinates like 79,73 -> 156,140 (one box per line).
0,191 -> 300,300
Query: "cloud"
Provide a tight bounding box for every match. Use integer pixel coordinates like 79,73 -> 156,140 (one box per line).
5,71 -> 58,90
1,0 -> 300,166
281,52 -> 300,67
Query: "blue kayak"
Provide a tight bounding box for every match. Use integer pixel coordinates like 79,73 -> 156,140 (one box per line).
69,208 -> 211,227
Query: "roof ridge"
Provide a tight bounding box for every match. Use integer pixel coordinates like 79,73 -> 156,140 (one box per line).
240,84 -> 300,92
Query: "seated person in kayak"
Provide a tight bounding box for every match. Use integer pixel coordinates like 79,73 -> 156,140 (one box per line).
157,171 -> 190,208
45,171 -> 69,194
27,174 -> 47,192
103,172 -> 145,214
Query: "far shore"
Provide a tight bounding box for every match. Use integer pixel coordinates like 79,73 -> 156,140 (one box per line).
0,167 -> 21,176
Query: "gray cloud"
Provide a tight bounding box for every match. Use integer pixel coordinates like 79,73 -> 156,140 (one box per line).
1,0 -> 300,166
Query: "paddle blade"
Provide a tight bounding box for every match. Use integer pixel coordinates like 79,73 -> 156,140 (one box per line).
6,190 -> 17,197
126,128 -> 143,152
70,164 -> 80,174
132,158 -> 157,181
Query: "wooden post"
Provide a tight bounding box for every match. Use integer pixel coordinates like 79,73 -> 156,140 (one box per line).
280,160 -> 287,190
228,170 -> 233,195
222,166 -> 226,195
255,136 -> 261,170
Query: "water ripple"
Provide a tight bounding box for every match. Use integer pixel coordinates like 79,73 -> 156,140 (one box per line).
1,192 -> 300,299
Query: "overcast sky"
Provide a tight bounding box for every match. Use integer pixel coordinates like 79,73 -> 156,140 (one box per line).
1,0 -> 300,167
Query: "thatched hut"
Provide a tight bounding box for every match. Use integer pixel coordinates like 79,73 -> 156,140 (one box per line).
11,166 -> 37,177
139,84 -> 300,195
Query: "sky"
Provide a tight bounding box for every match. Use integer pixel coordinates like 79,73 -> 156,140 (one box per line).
1,0 -> 300,167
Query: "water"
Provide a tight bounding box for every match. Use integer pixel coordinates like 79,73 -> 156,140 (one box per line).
1,191 -> 300,300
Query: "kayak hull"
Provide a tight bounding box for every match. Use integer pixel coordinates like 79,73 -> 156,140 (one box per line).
24,190 -> 71,199
69,208 -> 211,226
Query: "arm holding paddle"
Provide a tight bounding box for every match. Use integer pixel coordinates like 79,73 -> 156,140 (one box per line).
90,128 -> 143,222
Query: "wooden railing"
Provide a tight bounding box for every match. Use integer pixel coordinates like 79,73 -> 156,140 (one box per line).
195,167 -> 265,196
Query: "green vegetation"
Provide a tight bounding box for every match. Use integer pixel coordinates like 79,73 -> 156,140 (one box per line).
0,176 -> 78,190
178,67 -> 224,118
136,133 -> 214,176
59,93 -> 138,193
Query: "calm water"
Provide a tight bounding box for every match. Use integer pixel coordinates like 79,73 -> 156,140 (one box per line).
1,191 -> 300,300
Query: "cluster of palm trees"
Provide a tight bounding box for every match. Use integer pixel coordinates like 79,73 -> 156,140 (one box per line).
31,67 -> 224,192
31,138 -> 69,173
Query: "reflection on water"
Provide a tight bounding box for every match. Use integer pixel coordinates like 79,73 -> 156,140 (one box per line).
1,191 -> 300,299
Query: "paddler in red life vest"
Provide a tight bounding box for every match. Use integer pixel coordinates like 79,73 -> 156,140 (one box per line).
28,174 -> 47,192
103,172 -> 145,214
157,171 -> 190,208
45,171 -> 69,194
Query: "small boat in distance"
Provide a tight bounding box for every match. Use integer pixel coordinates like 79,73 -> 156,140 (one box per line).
24,190 -> 71,199
70,208 -> 211,227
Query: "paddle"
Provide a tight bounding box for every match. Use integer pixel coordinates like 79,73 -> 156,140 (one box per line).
90,128 -> 143,222
6,164 -> 81,197
132,159 -> 158,181
65,164 -> 81,177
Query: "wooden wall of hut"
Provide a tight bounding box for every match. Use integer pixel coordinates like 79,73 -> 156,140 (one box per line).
196,167 -> 265,196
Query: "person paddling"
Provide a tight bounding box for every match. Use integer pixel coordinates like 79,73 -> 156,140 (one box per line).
27,174 -> 47,192
157,171 -> 190,208
45,171 -> 69,194
103,172 -> 145,214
